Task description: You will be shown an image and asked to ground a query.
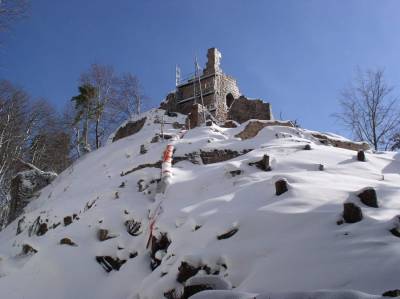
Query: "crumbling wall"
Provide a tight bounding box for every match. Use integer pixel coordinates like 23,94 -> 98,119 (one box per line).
186,104 -> 207,129
228,96 -> 271,124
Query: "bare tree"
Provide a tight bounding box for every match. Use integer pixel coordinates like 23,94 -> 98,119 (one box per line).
114,72 -> 144,118
334,68 -> 400,151
80,64 -> 118,149
0,0 -> 28,33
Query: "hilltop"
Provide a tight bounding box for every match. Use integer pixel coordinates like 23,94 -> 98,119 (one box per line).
0,109 -> 399,299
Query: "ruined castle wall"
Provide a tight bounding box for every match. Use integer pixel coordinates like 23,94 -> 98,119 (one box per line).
228,96 -> 272,124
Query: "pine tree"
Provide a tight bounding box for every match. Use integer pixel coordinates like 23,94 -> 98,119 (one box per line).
71,84 -> 97,155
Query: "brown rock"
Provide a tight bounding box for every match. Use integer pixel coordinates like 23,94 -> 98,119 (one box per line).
36,223 -> 48,236
249,154 -> 271,171
112,117 -> 146,142
63,216 -> 73,226
125,219 -> 142,236
140,144 -> 147,154
235,120 -> 294,140
200,149 -> 251,165
60,237 -> 77,246
343,203 -> 363,223
217,227 -> 238,240
177,261 -> 201,283
311,133 -> 370,152
95,256 -> 126,272
97,229 -> 116,241
275,179 -> 288,196
222,120 -> 238,128
21,244 -> 38,255
357,150 -> 366,161
358,188 -> 378,208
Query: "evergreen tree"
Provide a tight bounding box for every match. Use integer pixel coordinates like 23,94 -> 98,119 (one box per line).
71,84 -> 97,155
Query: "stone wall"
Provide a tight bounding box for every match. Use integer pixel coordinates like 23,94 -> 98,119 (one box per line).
228,96 -> 272,124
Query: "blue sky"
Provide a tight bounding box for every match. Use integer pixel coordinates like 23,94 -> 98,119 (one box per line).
1,0 -> 399,136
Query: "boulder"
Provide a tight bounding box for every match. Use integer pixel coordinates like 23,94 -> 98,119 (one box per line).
275,179 -> 288,196
357,150 -> 366,161
63,216 -> 73,226
21,244 -> 37,255
97,229 -> 117,241
95,256 -> 126,272
249,154 -> 271,171
60,237 -> 77,246
217,227 -> 239,240
8,163 -> 57,224
235,120 -> 294,140
343,203 -> 363,223
311,133 -> 370,152
150,232 -> 170,270
200,149 -> 251,165
177,261 -> 201,283
112,117 -> 146,142
358,188 -> 378,208
125,219 -> 142,236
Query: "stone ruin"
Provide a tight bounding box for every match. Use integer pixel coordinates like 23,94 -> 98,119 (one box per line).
160,48 -> 272,128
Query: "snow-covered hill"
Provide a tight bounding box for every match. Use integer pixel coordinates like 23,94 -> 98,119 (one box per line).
0,109 -> 400,299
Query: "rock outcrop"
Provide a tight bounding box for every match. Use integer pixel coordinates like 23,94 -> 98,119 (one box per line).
8,163 -> 57,224
112,117 -> 146,142
235,120 -> 294,140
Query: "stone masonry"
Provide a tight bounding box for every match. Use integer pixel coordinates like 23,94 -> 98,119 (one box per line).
160,48 -> 272,127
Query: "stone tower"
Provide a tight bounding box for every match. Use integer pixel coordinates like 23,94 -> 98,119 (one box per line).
160,48 -> 272,127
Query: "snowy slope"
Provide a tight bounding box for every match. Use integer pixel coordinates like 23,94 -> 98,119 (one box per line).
0,108 -> 399,299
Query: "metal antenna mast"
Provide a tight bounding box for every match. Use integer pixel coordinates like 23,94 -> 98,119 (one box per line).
194,56 -> 207,125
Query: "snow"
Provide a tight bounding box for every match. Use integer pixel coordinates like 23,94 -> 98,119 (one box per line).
0,108 -> 399,299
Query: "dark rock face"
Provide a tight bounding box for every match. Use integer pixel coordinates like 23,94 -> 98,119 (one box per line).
235,120 -> 294,140
390,228 -> 400,238
150,233 -> 171,270
21,244 -> 38,255
140,144 -> 147,154
60,237 -> 77,246
275,179 -> 288,196
177,262 -> 201,283
200,149 -> 251,165
125,219 -> 142,236
98,229 -> 116,241
112,117 -> 146,142
383,290 -> 400,297
64,216 -> 73,226
343,203 -> 363,223
229,170 -> 242,177
311,133 -> 370,152
249,155 -> 271,171
358,188 -> 378,208
228,96 -> 271,124
222,120 -> 238,128
217,227 -> 238,240
8,165 -> 57,224
183,284 -> 213,299
304,144 -> 312,150
357,150 -> 366,161
95,256 -> 126,272
36,223 -> 48,236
